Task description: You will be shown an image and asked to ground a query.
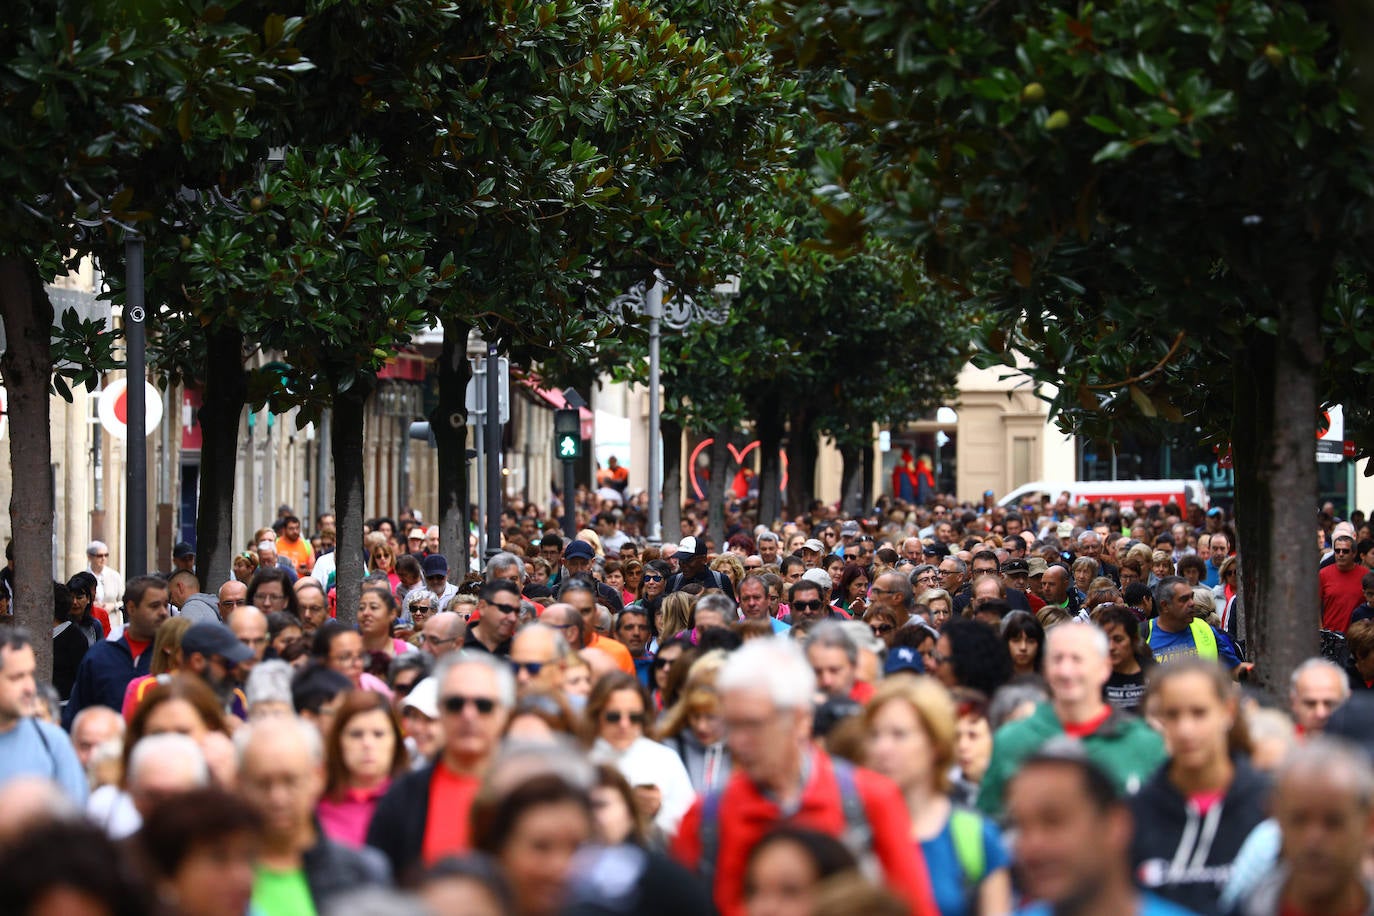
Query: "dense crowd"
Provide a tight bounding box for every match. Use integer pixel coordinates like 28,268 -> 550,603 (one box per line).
4,488 -> 1374,916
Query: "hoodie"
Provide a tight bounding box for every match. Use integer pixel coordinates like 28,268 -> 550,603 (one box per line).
669,729 -> 731,795
1130,757 -> 1270,916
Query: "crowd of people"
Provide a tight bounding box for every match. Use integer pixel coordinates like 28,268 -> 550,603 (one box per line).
4,490 -> 1374,916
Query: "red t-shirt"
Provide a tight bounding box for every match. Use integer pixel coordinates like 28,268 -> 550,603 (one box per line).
1320,564 -> 1366,632
421,763 -> 480,866
1061,705 -> 1113,739
125,635 -> 151,664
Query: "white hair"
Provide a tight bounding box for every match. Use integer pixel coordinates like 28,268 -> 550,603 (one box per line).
838,620 -> 886,661
717,636 -> 817,711
234,713 -> 324,764
129,733 -> 209,786
486,551 -> 526,583
86,540 -> 109,557
433,650 -> 517,708
1276,736 -> 1374,808
806,620 -> 857,664
71,705 -> 126,739
1046,620 -> 1109,659
245,659 -> 294,709
1290,657 -> 1350,699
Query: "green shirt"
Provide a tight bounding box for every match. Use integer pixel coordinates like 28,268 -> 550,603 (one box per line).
252,865 -> 316,916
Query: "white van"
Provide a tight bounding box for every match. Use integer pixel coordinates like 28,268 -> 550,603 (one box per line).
999,479 -> 1209,511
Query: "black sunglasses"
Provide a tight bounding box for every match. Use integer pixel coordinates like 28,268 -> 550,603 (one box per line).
792,600 -> 823,611
512,661 -> 544,676
489,602 -> 522,615
442,695 -> 497,715
643,574 -> 665,582
603,711 -> 646,726
652,656 -> 675,669
869,623 -> 894,635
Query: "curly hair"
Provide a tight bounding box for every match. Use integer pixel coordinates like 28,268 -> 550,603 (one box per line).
941,618 -> 1013,697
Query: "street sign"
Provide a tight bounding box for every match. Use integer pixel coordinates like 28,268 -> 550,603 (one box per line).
554,408 -> 583,460
465,358 -> 509,424
1317,405 -> 1346,463
98,378 -> 163,440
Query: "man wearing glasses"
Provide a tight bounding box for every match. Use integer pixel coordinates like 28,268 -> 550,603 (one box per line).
420,612 -> 465,660
461,580 -> 521,657
368,652 -> 512,876
1322,534 -> 1367,632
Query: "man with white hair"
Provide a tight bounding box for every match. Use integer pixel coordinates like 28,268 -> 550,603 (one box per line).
88,732 -> 208,838
1289,657 -> 1350,736
238,716 -> 389,909
978,622 -> 1166,818
671,637 -> 937,916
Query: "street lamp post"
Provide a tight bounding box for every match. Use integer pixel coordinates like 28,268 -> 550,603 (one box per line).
125,234 -> 148,577
611,273 -> 737,545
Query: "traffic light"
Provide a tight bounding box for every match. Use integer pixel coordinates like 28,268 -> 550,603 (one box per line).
554,408 -> 582,460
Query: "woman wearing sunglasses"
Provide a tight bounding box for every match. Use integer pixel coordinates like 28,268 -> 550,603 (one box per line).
586,672 -> 695,836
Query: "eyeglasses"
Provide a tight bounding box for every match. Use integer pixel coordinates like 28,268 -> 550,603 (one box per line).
603,711 -> 646,726
488,602 -> 522,615
869,623 -> 894,635
930,651 -> 952,665
418,634 -> 457,647
93,553 -> 109,558
643,574 -> 664,582
219,598 -> 248,608
331,653 -> 365,664
792,600 -> 823,611
393,680 -> 418,697
512,661 -> 545,676
442,695 -> 497,716
869,587 -> 897,596
411,604 -> 433,614
1334,548 -> 1353,555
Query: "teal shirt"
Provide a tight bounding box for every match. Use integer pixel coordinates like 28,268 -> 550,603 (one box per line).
976,702 -> 1166,819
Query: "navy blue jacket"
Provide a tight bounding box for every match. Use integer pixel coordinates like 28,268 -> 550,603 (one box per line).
61,635 -> 150,730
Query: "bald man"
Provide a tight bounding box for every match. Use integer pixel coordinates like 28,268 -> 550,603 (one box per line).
420,612 -> 465,659
218,580 -> 249,621
227,605 -> 269,665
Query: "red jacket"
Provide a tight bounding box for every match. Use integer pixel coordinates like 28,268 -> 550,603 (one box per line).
670,747 -> 938,915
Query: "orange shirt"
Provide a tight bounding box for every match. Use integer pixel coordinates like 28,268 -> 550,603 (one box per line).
421,763 -> 480,866
588,633 -> 636,675
276,535 -> 315,576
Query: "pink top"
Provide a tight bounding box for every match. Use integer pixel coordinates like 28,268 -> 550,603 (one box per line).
317,782 -> 391,848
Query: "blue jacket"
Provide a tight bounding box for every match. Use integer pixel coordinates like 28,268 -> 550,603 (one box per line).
62,635 -> 150,730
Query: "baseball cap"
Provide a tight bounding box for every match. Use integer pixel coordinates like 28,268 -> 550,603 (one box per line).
884,645 -> 925,676
1056,521 -> 1075,539
564,539 -> 597,561
401,677 -> 439,719
182,622 -> 254,666
1002,558 -> 1029,576
801,538 -> 825,554
678,536 -> 707,557
1207,507 -> 1223,517
923,543 -> 951,559
840,521 -> 860,537
422,554 -> 449,578
801,568 -> 833,590
1027,556 -> 1049,578
173,542 -> 196,559
408,528 -> 426,541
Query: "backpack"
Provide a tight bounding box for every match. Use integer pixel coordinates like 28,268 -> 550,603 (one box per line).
696,758 -> 873,888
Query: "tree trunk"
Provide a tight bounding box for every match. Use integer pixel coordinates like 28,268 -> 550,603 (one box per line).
1234,288 -> 1323,698
661,416 -> 683,542
706,423 -> 731,549
785,408 -> 818,520
434,322 -> 471,566
756,409 -> 783,527
839,440 -> 865,517
195,325 -> 246,595
0,257 -> 55,682
861,439 -> 875,511
332,375 -> 374,625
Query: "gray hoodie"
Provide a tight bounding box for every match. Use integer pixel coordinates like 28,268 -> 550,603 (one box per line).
670,728 -> 731,795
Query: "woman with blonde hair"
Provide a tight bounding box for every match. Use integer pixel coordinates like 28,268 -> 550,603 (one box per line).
710,554 -> 745,592
578,528 -> 605,557
655,591 -> 695,645
120,617 -> 193,721
863,677 -> 1012,916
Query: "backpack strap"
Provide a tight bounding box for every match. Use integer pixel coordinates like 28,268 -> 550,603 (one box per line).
831,759 -> 873,858
697,788 -> 724,890
949,807 -> 986,888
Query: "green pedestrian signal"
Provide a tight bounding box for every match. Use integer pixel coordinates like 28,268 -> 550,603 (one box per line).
554,408 -> 582,461
558,434 -> 580,459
